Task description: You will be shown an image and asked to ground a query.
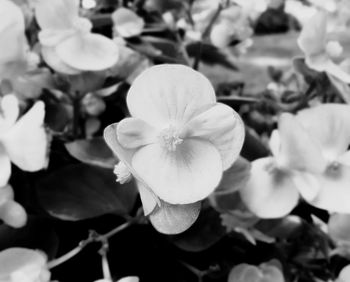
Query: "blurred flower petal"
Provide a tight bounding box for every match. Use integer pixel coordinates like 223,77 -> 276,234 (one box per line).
112,8 -> 145,38
132,139 -> 222,204
240,157 -> 299,218
41,46 -> 81,74
0,95 -> 19,129
338,265 -> 350,282
277,113 -> 327,173
149,201 -> 201,234
137,181 -> 158,216
34,0 -> 79,30
126,64 -> 216,128
0,200 -> 27,228
117,118 -> 157,149
296,104 -> 350,160
0,248 -> 49,282
0,146 -> 11,187
183,103 -> 245,170
1,101 -> 48,171
118,277 -> 139,282
56,33 -> 119,71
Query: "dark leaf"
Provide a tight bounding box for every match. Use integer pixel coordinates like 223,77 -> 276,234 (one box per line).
65,137 -> 116,169
36,164 -> 138,221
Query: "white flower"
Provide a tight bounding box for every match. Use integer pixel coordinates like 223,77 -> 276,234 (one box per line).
241,104 -> 350,218
0,248 -> 50,282
298,10 -> 350,85
112,8 -> 145,38
34,0 -> 119,74
0,95 -> 48,187
104,64 -> 245,233
113,161 -> 132,184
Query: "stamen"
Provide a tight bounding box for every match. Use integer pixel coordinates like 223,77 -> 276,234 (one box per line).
113,162 -> 132,184
158,125 -> 183,151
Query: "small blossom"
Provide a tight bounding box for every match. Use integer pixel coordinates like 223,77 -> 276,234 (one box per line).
298,10 -> 350,85
0,94 -> 48,187
0,248 -> 50,282
113,161 -> 132,184
112,8 -> 145,38
34,0 -> 119,74
104,64 -> 245,233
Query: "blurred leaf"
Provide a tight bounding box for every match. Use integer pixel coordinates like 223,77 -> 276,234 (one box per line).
241,128 -> 270,161
168,206 -> 226,252
293,57 -> 320,84
65,137 -> 116,169
0,217 -> 58,260
217,96 -> 258,107
145,0 -> 188,13
186,42 -> 238,71
255,216 -> 304,239
36,164 -> 138,221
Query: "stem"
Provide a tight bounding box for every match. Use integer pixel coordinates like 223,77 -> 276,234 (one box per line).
72,96 -> 81,139
192,41 -> 203,70
175,31 -> 191,66
99,241 -> 112,280
48,220 -> 135,269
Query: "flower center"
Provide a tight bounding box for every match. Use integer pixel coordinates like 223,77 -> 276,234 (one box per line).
158,125 -> 183,151
325,161 -> 342,178
113,161 -> 132,184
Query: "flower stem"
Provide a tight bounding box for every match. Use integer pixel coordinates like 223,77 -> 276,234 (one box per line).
48,220 -> 135,269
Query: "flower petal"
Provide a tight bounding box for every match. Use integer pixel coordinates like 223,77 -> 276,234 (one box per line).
277,113 -> 327,173
34,0 -> 78,30
132,139 -> 222,204
112,8 -> 145,38
0,248 -> 48,280
56,33 -> 119,71
1,101 -> 48,171
0,200 -> 27,228
126,64 -> 216,128
149,201 -> 201,234
183,103 -> 245,170
339,265 -> 350,282
240,157 -> 299,218
0,95 -> 19,131
137,180 -> 158,216
117,117 -> 157,149
41,47 -> 81,75
0,147 -> 11,187
297,10 -> 327,57
326,63 -> 350,84
307,164 -> 350,213
296,104 -> 350,161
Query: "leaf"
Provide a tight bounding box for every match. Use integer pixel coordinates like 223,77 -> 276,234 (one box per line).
241,128 -> 270,161
36,164 -> 138,221
168,206 -> 226,252
65,137 -> 116,169
186,42 -> 239,71
293,57 -> 321,84
0,217 -> 58,260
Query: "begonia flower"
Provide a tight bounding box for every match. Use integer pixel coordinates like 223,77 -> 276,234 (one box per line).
112,8 -> 145,38
0,184 -> 27,228
0,248 -> 50,282
104,64 -> 244,234
241,103 -> 350,218
337,264 -> 350,282
0,94 -> 48,187
298,10 -> 350,85
228,262 -> 284,282
34,0 -> 119,74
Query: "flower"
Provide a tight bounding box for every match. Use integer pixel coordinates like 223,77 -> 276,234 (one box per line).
0,94 -> 48,187
0,248 -> 50,282
241,103 -> 350,218
104,64 -> 245,233
34,0 -> 119,74
0,185 -> 27,228
112,8 -> 145,38
95,277 -> 139,282
297,10 -> 350,85
228,261 -> 284,282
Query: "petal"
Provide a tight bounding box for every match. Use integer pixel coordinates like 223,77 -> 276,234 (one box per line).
0,200 -> 27,228
137,180 -> 158,216
1,101 -> 48,171
277,113 -> 327,173
112,8 -> 145,38
269,130 -> 280,158
117,117 -> 158,149
0,248 -> 47,280
328,213 -> 350,243
183,103 -> 245,170
34,0 -> 79,30
132,139 -> 222,204
297,10 -> 327,57
291,171 -> 321,202
41,46 -> 81,75
296,104 -> 350,161
126,64 -> 216,128
327,73 -> 350,104
0,147 -> 11,187
38,29 -> 76,47
149,201 -> 201,234
326,63 -> 350,84
339,265 -> 350,282
239,157 -> 299,219
0,95 -> 19,130
307,164 -> 350,213
55,33 -> 119,71
118,277 -> 139,282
